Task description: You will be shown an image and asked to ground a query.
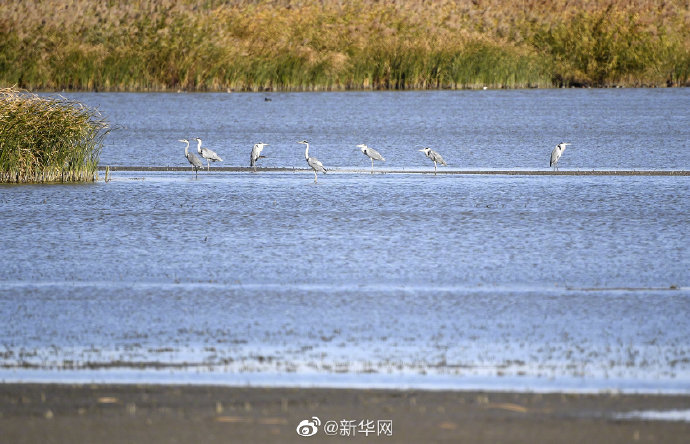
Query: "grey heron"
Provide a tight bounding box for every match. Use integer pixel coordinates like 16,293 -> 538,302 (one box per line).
250,143 -> 269,172
550,143 -> 570,171
418,147 -> 447,175
297,140 -> 326,183
357,144 -> 385,173
180,139 -> 203,178
195,138 -> 223,171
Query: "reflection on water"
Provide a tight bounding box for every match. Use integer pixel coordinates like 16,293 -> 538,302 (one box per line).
2,89 -> 689,391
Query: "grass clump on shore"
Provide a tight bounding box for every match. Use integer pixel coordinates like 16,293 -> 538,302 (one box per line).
0,87 -> 108,183
0,1 -> 688,91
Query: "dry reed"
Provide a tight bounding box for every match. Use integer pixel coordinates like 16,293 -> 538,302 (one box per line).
0,1 -> 688,91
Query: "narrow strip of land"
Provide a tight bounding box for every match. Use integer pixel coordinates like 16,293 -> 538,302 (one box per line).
98,166 -> 690,176
1,384 -> 689,443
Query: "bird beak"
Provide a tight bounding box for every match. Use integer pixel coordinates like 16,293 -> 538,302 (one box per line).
418,149 -> 425,152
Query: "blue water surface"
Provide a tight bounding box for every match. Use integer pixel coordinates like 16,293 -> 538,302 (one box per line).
1,90 -> 688,391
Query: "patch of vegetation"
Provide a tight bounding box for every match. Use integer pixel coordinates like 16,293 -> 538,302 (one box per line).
531,7 -> 690,86
0,1 -> 688,91
0,87 -> 108,183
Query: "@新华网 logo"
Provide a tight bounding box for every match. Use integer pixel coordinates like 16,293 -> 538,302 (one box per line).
296,416 -> 321,437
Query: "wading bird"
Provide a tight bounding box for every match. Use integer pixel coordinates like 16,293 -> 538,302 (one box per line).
195,138 -> 223,171
250,143 -> 269,172
550,143 -> 570,171
297,140 -> 326,183
357,144 -> 385,173
418,147 -> 447,175
180,139 -> 203,178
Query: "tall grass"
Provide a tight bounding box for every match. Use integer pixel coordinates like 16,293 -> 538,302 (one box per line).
0,88 -> 108,183
0,1 -> 688,91
531,6 -> 690,86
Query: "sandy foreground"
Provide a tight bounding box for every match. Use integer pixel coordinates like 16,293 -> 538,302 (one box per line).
1,384 -> 689,443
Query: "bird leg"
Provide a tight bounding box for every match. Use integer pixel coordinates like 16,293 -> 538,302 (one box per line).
207,161 -> 210,172
371,158 -> 374,174
434,161 -> 437,176
313,171 -> 318,183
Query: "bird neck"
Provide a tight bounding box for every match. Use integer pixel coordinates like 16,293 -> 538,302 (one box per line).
184,141 -> 189,157
304,144 -> 310,160
196,140 -> 202,151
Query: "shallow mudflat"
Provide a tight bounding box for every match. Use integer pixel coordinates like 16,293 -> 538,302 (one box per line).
99,166 -> 690,175
1,383 -> 689,443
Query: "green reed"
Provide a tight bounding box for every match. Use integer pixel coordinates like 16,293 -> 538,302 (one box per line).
531,8 -> 690,87
0,88 -> 108,183
0,1 -> 688,91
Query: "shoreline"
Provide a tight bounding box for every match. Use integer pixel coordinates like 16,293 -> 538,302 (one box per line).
95,166 -> 690,176
2,369 -> 689,396
27,85 -> 690,93
1,383 -> 689,443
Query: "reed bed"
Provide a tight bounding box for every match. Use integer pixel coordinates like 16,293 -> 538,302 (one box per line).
0,1 -> 688,91
0,88 -> 108,183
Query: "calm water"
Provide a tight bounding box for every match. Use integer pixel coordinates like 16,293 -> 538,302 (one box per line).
73,88 -> 689,170
1,90 -> 688,391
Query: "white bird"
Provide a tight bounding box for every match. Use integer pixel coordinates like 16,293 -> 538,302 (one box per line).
298,140 -> 326,183
357,144 -> 385,174
195,138 -> 223,171
418,147 -> 447,175
250,143 -> 269,172
550,143 -> 570,171
180,139 -> 203,178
